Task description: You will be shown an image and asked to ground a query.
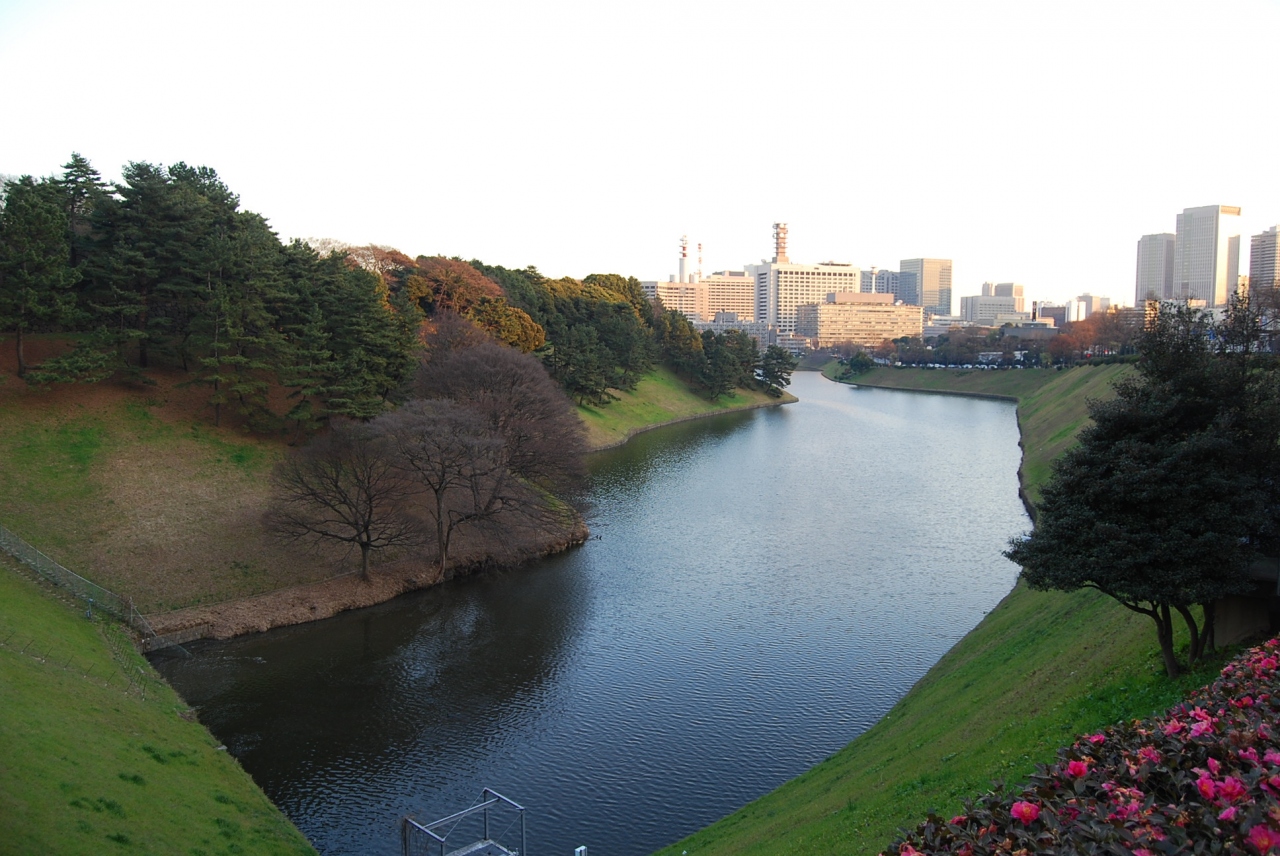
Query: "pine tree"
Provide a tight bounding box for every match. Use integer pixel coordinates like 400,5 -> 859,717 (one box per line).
0,177 -> 79,378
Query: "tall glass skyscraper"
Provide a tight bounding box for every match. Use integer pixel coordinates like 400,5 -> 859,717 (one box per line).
1172,205 -> 1241,306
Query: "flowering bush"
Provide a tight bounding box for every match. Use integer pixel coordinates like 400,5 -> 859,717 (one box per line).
883,638 -> 1280,855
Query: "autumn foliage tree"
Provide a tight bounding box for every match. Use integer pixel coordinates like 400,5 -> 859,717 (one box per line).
415,340 -> 587,494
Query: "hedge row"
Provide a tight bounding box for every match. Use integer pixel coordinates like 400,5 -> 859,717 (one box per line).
884,638 -> 1280,855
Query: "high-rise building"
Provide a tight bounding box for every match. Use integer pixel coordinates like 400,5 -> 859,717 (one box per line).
749,260 -> 862,335
1173,205 -> 1241,306
704,271 -> 756,321
1250,226 -> 1280,293
858,268 -> 919,304
747,223 -> 861,335
900,258 -> 953,316
980,282 -> 1026,313
1071,293 -> 1111,321
1035,302 -> 1068,328
1136,233 -> 1176,303
794,293 -> 923,347
961,295 -> 1025,326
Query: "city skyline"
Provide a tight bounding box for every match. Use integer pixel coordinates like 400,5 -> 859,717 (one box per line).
2,0 -> 1278,307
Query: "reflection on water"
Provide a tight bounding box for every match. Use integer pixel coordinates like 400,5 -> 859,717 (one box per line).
155,373 -> 1028,856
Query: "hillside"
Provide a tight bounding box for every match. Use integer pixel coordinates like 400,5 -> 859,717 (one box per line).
655,363 -> 1224,856
578,367 -> 796,450
0,554 -> 315,855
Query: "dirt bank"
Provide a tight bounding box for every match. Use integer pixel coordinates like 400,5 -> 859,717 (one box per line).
145,518 -> 589,640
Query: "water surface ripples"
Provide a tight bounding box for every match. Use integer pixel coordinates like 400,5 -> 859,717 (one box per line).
155,373 -> 1028,856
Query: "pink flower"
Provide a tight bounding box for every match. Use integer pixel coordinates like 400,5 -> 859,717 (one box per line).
1208,758 -> 1222,775
1059,806 -> 1081,822
1067,759 -> 1089,778
1249,825 -> 1280,853
1191,707 -> 1213,722
1138,746 -> 1161,765
1190,720 -> 1215,738
1242,748 -> 1260,764
898,846 -> 920,856
1164,719 -> 1186,736
1219,777 -> 1248,803
950,815 -> 966,826
1265,749 -> 1280,766
1087,733 -> 1106,745
1198,776 -> 1217,800
1133,849 -> 1155,856
1010,801 -> 1041,824
1232,696 -> 1255,708
1221,806 -> 1240,822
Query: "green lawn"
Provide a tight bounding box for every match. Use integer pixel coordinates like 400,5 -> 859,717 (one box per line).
577,367 -> 795,450
656,362 -> 1228,856
0,557 -> 315,856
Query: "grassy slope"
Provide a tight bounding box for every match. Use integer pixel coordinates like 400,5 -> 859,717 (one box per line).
657,363 -> 1225,856
577,367 -> 795,450
0,377 -> 344,613
0,555 -> 315,856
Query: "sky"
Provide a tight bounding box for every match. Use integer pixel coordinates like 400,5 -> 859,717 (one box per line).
2,0 -> 1278,308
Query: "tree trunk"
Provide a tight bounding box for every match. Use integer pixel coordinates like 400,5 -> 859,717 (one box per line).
15,326 -> 26,379
1155,603 -> 1181,678
435,491 -> 450,579
359,542 -> 371,582
1175,604 -> 1202,664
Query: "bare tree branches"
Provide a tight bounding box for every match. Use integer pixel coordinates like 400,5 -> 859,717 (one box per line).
381,400 -> 521,577
415,341 -> 587,494
265,419 -> 422,580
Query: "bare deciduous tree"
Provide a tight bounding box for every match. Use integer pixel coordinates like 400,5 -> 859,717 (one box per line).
265,419 -> 422,580
382,399 -> 526,577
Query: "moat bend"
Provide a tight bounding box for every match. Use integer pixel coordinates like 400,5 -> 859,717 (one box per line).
153,371 -> 1029,856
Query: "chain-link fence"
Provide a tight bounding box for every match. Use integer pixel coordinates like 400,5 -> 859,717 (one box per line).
0,521 -> 155,640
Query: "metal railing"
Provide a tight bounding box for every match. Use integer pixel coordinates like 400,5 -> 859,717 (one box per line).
0,521 -> 156,641
403,789 -> 526,856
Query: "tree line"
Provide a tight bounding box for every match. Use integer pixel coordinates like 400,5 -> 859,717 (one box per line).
0,155 -> 795,423
1,154 -> 795,580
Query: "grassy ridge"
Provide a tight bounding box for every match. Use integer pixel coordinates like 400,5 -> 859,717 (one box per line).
656,363 -> 1223,856
0,556 -> 315,856
577,367 -> 794,450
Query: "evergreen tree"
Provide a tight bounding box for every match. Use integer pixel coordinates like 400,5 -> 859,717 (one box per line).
0,177 -> 79,378
1005,303 -> 1280,677
56,152 -> 108,271
758,345 -> 798,396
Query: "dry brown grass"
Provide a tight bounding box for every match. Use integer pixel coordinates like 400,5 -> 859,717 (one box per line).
1,337 -> 589,623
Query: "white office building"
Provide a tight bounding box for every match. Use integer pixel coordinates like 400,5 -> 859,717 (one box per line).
961,295 -> 1028,326
1173,205 -> 1241,307
980,282 -> 1026,313
747,223 -> 862,336
1136,233 -> 1176,303
1251,226 -> 1280,293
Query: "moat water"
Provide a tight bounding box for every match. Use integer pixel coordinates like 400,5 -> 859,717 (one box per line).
154,372 -> 1029,856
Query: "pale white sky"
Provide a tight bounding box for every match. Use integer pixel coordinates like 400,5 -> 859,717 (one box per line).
2,0 -> 1278,308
